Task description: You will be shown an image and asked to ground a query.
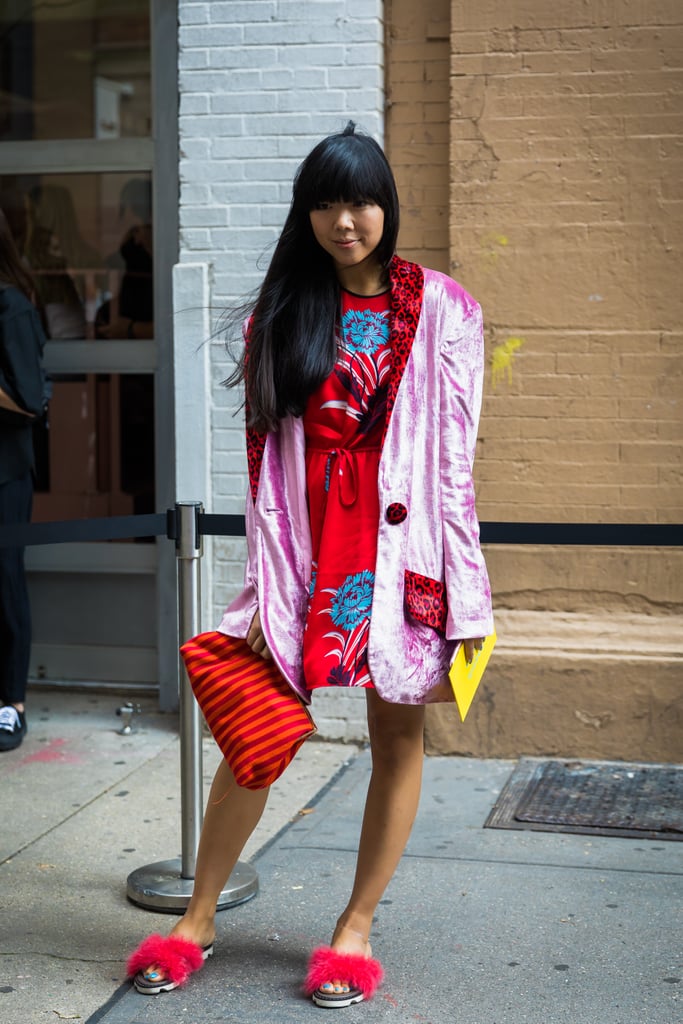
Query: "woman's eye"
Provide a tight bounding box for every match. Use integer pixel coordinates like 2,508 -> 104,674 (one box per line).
314,201 -> 331,211
353,199 -> 370,208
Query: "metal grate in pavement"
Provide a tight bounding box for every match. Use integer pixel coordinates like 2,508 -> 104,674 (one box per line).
484,758 -> 683,840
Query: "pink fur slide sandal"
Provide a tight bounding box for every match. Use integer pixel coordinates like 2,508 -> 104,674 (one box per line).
305,946 -> 384,1008
126,933 -> 214,995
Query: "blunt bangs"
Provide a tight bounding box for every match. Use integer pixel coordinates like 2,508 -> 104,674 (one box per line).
296,140 -> 389,209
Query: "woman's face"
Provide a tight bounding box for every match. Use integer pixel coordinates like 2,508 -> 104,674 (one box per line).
309,200 -> 385,275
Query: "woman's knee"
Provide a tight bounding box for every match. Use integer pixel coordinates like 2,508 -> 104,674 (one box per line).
365,690 -> 425,764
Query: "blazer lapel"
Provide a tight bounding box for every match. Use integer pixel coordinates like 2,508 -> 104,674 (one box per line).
382,256 -> 424,447
246,423 -> 267,504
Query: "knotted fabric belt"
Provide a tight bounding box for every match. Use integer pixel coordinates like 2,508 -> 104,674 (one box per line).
307,445 -> 379,508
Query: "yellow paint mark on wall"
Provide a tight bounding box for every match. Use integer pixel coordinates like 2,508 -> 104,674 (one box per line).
491,337 -> 524,389
481,233 -> 510,267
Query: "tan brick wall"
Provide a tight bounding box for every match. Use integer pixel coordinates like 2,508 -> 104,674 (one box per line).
386,2 -> 682,759
449,1 -> 683,536
387,1 -> 682,612
385,0 -> 451,273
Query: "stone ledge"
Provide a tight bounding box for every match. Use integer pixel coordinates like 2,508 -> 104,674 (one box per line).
492,609 -> 683,658
426,610 -> 683,763
311,687 -> 369,744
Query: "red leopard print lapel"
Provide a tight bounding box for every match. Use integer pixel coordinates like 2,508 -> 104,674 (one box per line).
382,255 -> 425,448
245,255 -> 425,503
246,420 -> 267,504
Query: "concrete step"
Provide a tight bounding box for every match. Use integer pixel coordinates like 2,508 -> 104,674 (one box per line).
425,611 -> 683,763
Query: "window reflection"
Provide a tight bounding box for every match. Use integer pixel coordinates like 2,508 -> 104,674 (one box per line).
0,172 -> 155,523
32,373 -> 155,522
0,172 -> 153,340
95,178 -> 154,341
0,0 -> 151,142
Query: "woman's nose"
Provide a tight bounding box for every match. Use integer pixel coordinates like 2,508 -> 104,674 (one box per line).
334,206 -> 354,230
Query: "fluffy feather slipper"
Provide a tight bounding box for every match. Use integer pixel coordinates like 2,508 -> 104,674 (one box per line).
305,946 -> 384,1008
126,933 -> 214,995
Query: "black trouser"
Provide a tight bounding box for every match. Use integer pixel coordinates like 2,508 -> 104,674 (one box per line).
0,472 -> 33,705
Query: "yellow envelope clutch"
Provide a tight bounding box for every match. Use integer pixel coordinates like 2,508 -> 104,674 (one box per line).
448,631 -> 497,722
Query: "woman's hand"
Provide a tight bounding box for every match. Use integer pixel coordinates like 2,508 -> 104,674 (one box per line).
463,638 -> 485,664
246,609 -> 272,660
0,386 -> 33,417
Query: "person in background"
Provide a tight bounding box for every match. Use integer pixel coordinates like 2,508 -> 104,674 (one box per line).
25,184 -> 97,340
95,178 -> 155,513
0,209 -> 47,751
96,177 -> 153,341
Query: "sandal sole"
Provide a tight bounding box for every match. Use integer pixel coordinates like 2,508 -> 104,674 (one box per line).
311,988 -> 364,1009
132,943 -> 214,995
134,973 -> 180,995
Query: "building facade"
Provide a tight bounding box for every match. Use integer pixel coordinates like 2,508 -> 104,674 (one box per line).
2,0 -> 680,756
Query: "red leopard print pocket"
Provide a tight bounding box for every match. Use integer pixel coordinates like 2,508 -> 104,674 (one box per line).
404,570 -> 448,634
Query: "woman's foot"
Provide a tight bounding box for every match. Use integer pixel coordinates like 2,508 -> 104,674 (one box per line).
305,924 -> 384,1008
0,705 -> 27,752
318,925 -> 369,1003
128,921 -> 215,994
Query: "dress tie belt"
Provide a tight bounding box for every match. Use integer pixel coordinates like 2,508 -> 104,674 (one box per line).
313,446 -> 377,508
326,449 -> 356,508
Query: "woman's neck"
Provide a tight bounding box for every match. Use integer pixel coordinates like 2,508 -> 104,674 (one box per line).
336,259 -> 388,297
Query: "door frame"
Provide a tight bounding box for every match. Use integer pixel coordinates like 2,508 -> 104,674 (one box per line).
4,0 -> 179,706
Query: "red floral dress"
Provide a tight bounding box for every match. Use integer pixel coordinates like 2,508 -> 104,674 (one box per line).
302,289 -> 391,690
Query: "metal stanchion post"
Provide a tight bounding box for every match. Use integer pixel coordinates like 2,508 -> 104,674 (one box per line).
177,500 -> 204,877
127,502 -> 258,912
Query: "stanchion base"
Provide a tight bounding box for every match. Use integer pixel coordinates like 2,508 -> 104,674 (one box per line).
126,858 -> 258,913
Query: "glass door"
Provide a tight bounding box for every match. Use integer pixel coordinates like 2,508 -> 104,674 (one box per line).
0,0 -> 176,694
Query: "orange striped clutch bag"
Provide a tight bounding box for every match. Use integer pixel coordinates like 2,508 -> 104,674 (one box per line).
180,631 -> 316,790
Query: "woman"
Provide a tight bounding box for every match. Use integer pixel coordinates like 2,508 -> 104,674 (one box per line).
127,123 -> 493,1008
0,209 -> 47,752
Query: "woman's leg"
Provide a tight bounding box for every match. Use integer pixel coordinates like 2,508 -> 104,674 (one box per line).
137,758 -> 268,976
327,688 -> 425,958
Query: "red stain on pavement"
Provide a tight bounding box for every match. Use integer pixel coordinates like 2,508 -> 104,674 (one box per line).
20,738 -> 84,765
383,993 -> 399,1008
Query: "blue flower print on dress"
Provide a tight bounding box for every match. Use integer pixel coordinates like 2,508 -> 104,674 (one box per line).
341,310 -> 389,355
327,663 -> 354,687
330,570 -> 375,630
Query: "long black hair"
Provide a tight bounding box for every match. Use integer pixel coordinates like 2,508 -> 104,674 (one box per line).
227,122 -> 400,432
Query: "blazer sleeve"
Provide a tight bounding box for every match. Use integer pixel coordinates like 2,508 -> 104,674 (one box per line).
438,294 -> 494,639
216,483 -> 259,637
243,484 -> 259,595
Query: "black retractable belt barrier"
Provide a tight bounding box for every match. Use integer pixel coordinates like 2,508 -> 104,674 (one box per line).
198,512 -> 246,538
0,512 -> 169,548
1,514 -> 681,549
479,522 -> 683,546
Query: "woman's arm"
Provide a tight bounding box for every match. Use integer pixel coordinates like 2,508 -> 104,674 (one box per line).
0,302 -> 46,419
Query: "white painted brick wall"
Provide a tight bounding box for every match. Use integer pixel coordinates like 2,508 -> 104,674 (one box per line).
175,0 -> 383,742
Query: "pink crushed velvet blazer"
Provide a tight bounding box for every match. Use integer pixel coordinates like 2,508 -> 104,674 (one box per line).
218,256 -> 493,705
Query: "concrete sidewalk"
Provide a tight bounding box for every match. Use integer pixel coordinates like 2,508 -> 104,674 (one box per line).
1,692 -> 681,1024
0,690 -> 355,1024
